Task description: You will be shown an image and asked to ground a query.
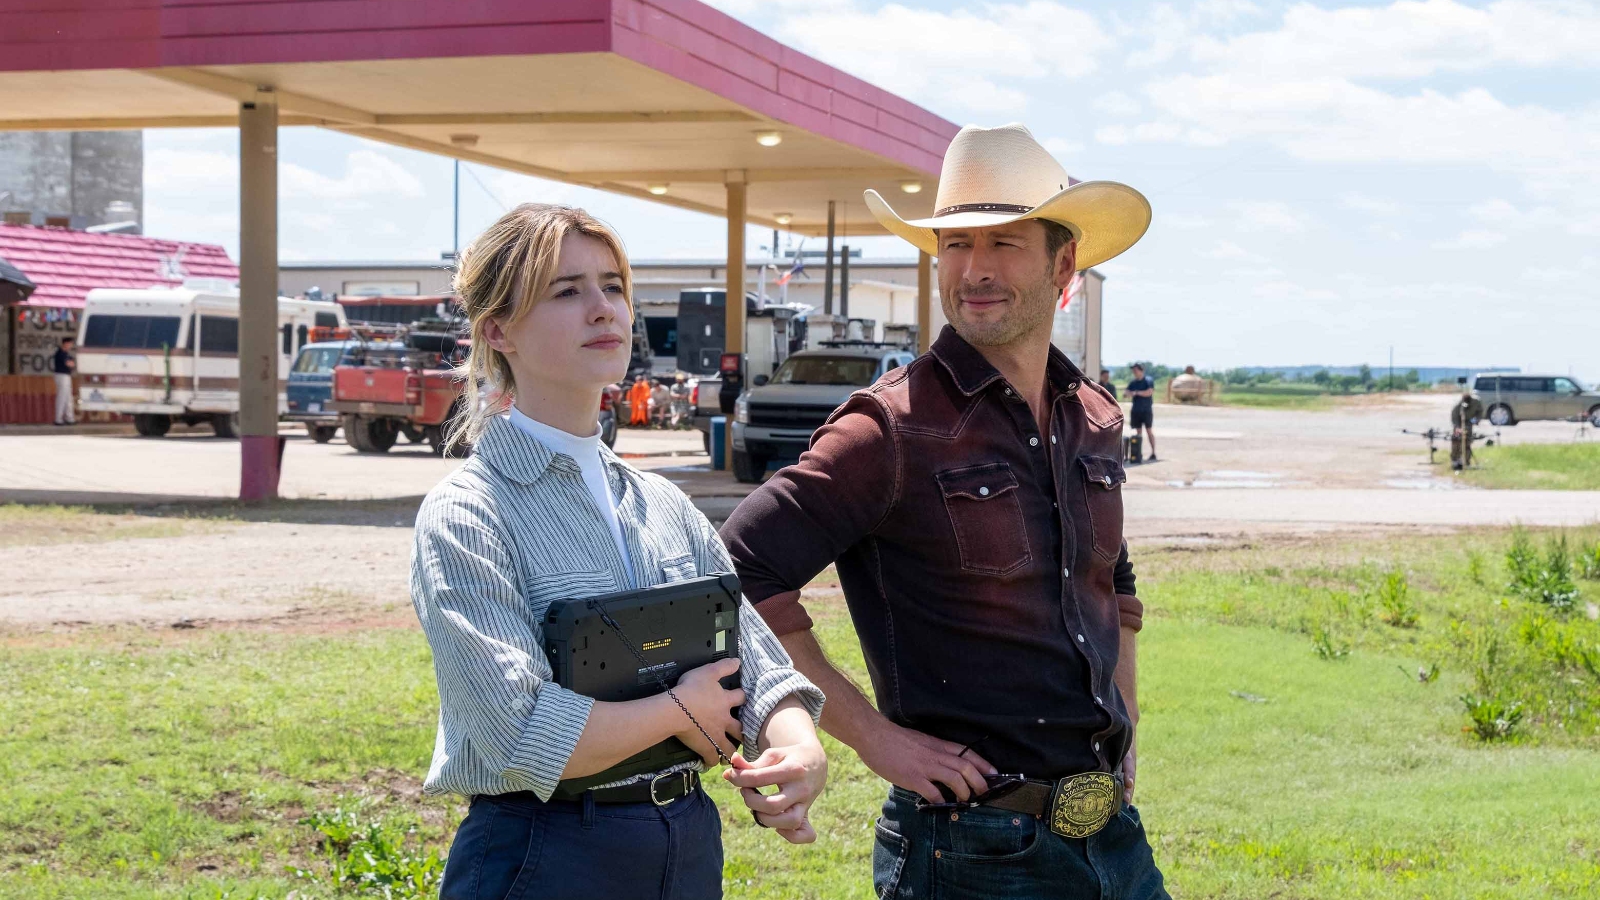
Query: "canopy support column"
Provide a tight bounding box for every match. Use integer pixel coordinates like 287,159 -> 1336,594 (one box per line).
239,90 -> 281,502
724,175 -> 746,470
916,250 -> 932,353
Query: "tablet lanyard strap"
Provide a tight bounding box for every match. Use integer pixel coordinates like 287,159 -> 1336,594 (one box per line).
591,601 -> 734,768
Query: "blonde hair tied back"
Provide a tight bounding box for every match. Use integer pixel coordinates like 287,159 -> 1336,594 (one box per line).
446,203 -> 633,454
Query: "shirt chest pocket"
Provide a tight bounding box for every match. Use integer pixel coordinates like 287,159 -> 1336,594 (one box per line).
522,569 -> 617,620
1079,455 -> 1126,562
658,553 -> 699,584
935,462 -> 1031,577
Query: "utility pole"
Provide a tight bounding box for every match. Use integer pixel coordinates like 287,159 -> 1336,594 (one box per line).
840,244 -> 850,319
452,159 -> 460,259
1389,345 -> 1394,392
824,201 -> 836,315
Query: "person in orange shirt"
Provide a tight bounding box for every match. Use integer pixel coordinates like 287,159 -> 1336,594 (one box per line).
628,375 -> 652,426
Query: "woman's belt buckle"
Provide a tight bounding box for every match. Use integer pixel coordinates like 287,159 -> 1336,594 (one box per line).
650,770 -> 694,807
1047,772 -> 1119,838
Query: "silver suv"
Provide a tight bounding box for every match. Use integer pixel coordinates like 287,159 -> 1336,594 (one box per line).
731,345 -> 915,483
1474,374 -> 1600,427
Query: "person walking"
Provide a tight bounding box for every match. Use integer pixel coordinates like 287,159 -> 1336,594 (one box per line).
1125,363 -> 1156,462
416,203 -> 827,900
52,336 -> 77,425
670,373 -> 692,427
721,123 -> 1167,899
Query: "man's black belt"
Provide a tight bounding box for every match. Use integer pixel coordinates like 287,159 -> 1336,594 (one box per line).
979,771 -> 1125,839
546,770 -> 700,806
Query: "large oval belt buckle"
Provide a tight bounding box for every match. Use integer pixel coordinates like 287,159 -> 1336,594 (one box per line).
1048,772 -> 1118,839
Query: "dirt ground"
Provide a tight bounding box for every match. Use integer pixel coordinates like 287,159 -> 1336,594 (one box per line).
1,394 -> 1596,632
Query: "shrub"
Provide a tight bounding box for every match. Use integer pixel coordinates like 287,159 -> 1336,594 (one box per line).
294,807 -> 445,899
1580,542 -> 1600,581
1506,532 -> 1580,614
1376,569 -> 1419,628
1460,694 -> 1524,741
1311,627 -> 1350,661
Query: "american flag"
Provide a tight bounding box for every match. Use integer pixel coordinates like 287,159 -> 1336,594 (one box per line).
776,242 -> 806,286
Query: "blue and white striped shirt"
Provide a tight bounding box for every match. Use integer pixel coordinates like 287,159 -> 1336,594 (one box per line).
410,414 -> 824,800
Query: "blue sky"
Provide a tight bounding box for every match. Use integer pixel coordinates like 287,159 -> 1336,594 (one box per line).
144,0 -> 1600,377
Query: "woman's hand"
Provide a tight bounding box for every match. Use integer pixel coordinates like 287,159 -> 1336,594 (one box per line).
671,657 -> 745,766
724,739 -> 827,844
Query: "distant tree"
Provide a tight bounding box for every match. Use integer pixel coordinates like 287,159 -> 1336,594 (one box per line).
1358,364 -> 1374,388
1311,369 -> 1332,386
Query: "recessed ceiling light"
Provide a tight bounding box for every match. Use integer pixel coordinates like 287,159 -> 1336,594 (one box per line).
449,134 -> 479,148
755,131 -> 783,147
774,212 -> 793,225
899,180 -> 923,194
647,183 -> 670,195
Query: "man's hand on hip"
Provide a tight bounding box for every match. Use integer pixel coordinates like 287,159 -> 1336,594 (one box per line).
1121,745 -> 1136,805
856,719 -> 997,804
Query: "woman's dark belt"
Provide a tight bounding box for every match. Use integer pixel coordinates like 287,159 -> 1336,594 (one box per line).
546,770 -> 700,805
976,771 -> 1125,839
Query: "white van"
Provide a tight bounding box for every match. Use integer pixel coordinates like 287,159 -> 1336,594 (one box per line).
76,288 -> 346,437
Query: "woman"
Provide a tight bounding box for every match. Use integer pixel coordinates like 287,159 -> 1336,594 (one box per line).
412,204 -> 827,900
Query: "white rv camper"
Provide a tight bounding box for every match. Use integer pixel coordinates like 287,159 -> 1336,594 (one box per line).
76,288 -> 346,437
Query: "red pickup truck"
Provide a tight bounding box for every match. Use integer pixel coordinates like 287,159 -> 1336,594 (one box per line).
329,333 -> 466,455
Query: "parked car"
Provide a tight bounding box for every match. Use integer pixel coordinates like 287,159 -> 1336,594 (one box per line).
731,344 -> 916,483
1473,374 -> 1600,427
285,339 -> 361,442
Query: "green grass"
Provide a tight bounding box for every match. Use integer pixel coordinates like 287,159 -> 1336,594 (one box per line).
4,528 -> 1599,898
1465,442 -> 1600,491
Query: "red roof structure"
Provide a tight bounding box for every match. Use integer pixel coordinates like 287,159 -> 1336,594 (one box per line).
0,224 -> 238,309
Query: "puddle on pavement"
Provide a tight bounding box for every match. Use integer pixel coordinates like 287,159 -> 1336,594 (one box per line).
1166,470 -> 1294,489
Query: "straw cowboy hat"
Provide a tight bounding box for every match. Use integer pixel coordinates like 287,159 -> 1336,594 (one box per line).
865,123 -> 1151,270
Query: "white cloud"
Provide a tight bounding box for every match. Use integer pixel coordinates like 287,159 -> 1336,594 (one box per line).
1253,279 -> 1340,302
1341,193 -> 1403,216
281,150 -> 424,203
1094,121 -> 1219,146
1203,240 -> 1265,262
1433,229 -> 1508,249
1232,201 -> 1309,233
1163,213 -> 1212,229
145,148 -> 236,194
1188,0 -> 1600,82
776,2 -> 1110,115
1092,91 -> 1141,117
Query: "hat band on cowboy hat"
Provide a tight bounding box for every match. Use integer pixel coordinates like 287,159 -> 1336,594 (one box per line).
865,123 -> 1152,271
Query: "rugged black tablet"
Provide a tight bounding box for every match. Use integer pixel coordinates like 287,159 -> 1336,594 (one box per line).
543,573 -> 742,791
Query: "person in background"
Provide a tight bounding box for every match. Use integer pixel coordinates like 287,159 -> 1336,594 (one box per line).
651,378 -> 673,427
627,374 -> 652,427
1450,388 -> 1483,471
1126,363 -> 1156,462
670,373 -> 692,427
52,337 -> 77,426
1099,368 -> 1118,400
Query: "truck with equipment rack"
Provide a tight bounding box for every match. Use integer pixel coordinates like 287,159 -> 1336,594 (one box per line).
327,323 -> 468,456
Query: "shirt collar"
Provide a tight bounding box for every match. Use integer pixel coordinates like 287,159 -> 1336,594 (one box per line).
476,412 -> 631,486
929,324 -> 1087,398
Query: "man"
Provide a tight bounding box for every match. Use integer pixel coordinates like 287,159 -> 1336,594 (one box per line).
627,374 -> 651,427
721,124 -> 1167,899
1099,368 -> 1118,399
1125,363 -> 1156,462
52,337 -> 77,426
669,373 -> 691,427
1450,389 -> 1483,470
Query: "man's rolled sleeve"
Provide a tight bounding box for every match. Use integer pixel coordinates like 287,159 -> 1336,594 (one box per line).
412,489 -> 592,801
685,502 -> 825,756
721,393 -> 897,634
1113,541 -> 1143,632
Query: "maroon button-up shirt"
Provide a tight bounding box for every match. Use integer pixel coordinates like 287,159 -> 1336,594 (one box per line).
721,326 -> 1142,780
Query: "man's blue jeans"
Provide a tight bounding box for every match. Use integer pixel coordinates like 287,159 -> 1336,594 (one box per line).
873,786 -> 1170,900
